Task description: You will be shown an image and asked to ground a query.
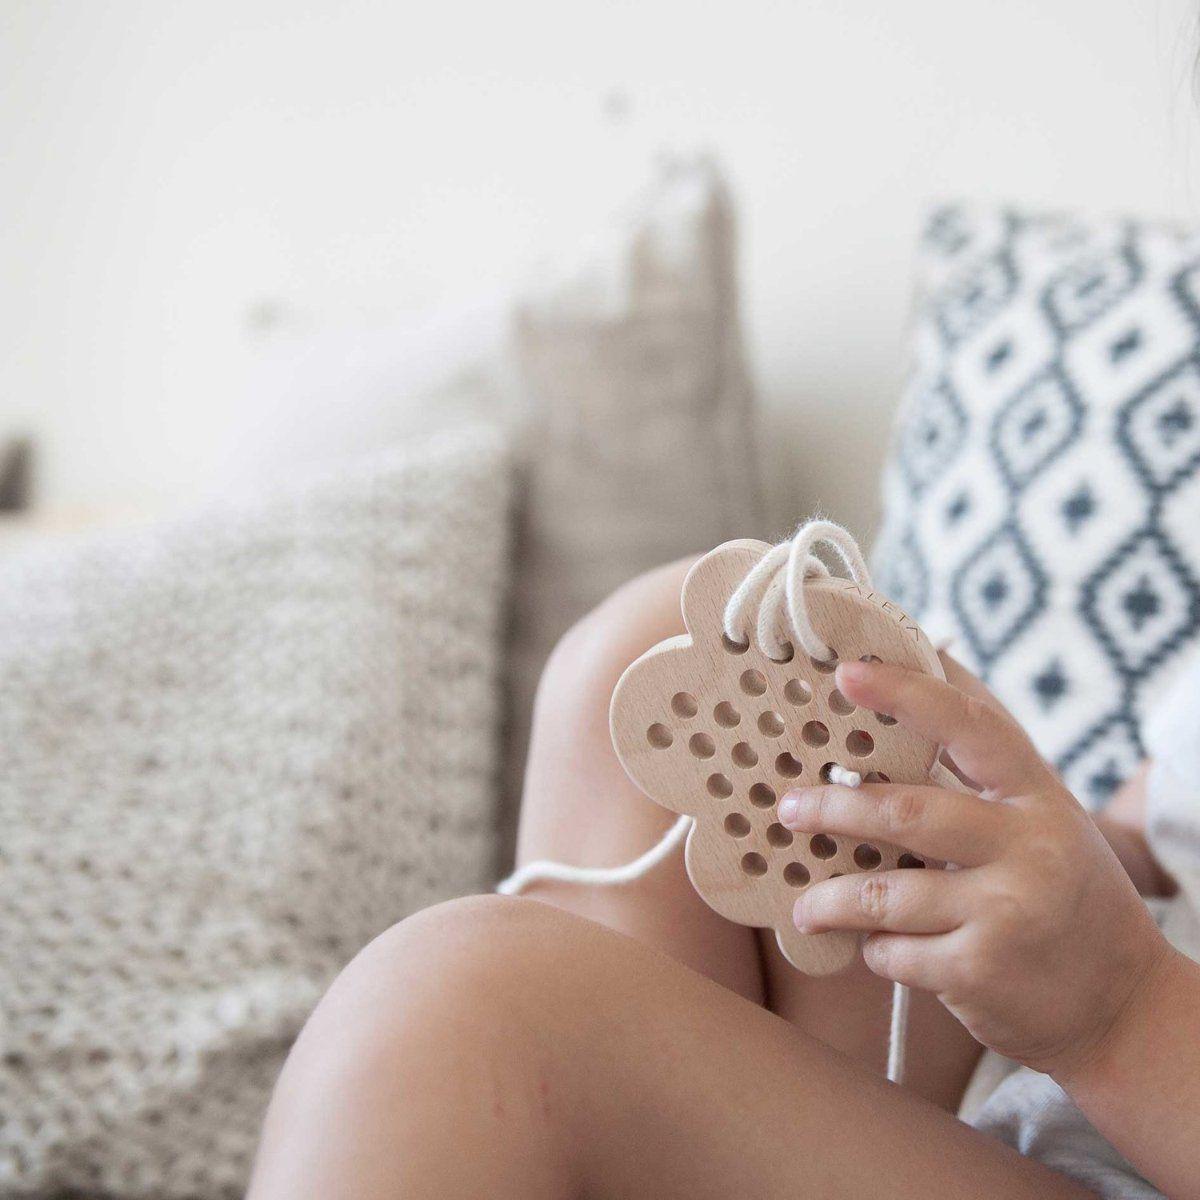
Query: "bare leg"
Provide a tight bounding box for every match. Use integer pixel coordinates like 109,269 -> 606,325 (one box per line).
516,558 -> 981,1108
515,557 -> 763,1003
249,896 -> 1094,1200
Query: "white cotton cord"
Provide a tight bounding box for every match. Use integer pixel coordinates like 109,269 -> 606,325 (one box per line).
825,763 -> 862,788
783,520 -> 873,661
828,761 -> 910,1086
722,541 -> 795,659
723,520 -> 871,662
497,813 -> 693,895
887,981 -> 911,1085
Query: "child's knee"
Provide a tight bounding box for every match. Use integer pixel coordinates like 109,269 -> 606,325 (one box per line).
536,556 -> 697,717
314,896 -> 578,1042
289,896 -> 637,1120
279,898 -> 557,1098
262,897 -> 595,1179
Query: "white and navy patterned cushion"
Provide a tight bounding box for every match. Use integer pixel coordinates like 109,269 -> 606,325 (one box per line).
874,204 -> 1200,809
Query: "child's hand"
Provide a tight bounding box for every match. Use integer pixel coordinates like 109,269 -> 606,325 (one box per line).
777,656 -> 1175,1080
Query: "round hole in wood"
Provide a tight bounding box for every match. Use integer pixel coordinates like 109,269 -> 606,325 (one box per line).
671,691 -> 698,719
766,640 -> 795,664
818,761 -> 838,782
853,843 -> 882,869
809,833 -> 837,859
810,650 -> 839,674
749,782 -> 777,808
721,632 -> 750,655
783,678 -> 812,706
775,752 -> 803,778
758,710 -> 785,737
688,733 -> 716,759
713,701 -> 741,728
766,822 -> 793,848
724,812 -> 751,837
898,853 -> 926,869
739,669 -> 767,696
828,688 -> 855,715
801,720 -> 830,747
846,729 -> 874,757
740,851 -> 768,877
646,723 -> 673,749
731,741 -> 759,769
875,711 -> 897,726
706,773 -> 733,799
863,771 -> 891,784
783,862 -> 811,887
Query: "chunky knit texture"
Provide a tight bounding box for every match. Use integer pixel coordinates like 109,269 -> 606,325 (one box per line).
0,424 -> 511,1197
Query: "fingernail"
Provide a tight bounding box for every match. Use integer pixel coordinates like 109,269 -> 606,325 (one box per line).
792,896 -> 811,931
777,792 -> 803,825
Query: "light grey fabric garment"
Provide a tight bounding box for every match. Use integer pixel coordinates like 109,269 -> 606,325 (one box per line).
970,1069 -> 1161,1198
0,424 -> 511,1197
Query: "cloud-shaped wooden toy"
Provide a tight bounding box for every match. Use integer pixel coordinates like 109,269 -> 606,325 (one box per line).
609,539 -> 947,976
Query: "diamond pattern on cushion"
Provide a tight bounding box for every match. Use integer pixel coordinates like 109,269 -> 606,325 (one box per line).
950,521 -> 1048,667
1117,356 -> 1200,492
898,378 -> 969,497
1041,242 -> 1141,335
988,366 -> 1084,491
936,249 -> 1018,346
1080,527 -> 1200,678
874,204 -> 1200,808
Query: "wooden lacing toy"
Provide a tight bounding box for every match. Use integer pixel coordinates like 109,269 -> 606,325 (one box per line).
501,520 -> 961,1082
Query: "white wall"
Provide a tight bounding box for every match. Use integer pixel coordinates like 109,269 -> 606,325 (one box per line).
5,0 -> 1200,536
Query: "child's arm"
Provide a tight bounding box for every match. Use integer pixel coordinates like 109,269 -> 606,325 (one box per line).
1056,947 -> 1200,1200
777,657 -> 1195,1199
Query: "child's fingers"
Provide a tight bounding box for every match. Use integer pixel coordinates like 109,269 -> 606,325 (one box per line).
778,782 -> 1008,865
793,868 -> 970,935
934,654 -> 1009,789
859,930 -> 963,991
833,658 -> 1048,797
937,651 -> 1015,721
